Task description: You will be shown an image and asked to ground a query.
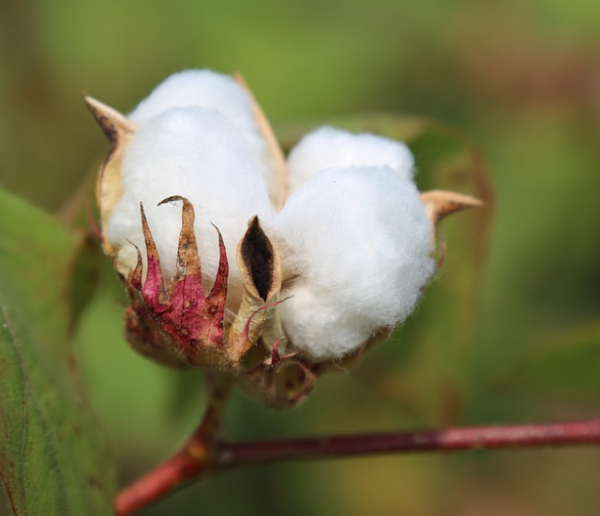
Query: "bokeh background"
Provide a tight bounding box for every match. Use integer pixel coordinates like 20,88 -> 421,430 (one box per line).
1,1 -> 600,514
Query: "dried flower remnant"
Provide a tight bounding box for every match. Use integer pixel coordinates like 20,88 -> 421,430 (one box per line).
86,70 -> 481,408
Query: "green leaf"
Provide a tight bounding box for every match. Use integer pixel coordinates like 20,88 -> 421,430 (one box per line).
0,186 -> 116,515
498,323 -> 600,403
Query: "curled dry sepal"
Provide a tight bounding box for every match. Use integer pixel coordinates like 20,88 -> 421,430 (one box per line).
86,70 -> 481,409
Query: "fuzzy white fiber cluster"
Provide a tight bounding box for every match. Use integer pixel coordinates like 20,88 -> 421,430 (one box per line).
106,71 -> 275,301
107,70 -> 435,361
286,126 -> 416,193
272,127 -> 433,359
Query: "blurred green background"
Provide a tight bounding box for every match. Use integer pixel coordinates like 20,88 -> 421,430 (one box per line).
1,0 -> 600,514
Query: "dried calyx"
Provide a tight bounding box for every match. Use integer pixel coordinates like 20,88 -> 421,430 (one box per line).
86,70 -> 482,409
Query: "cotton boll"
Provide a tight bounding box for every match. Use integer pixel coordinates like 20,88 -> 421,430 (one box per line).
271,166 -> 434,360
286,127 -> 415,194
106,106 -> 275,306
127,69 -> 274,195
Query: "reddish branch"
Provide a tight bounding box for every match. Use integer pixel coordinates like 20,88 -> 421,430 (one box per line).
115,413 -> 600,515
217,419 -> 600,467
115,374 -> 232,516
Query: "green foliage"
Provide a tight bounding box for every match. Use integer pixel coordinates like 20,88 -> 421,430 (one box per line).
1,1 -> 600,515
506,323 -> 600,401
0,187 -> 116,514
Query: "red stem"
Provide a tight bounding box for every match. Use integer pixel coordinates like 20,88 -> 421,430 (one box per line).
115,451 -> 206,515
216,419 -> 600,468
116,418 -> 600,515
115,373 -> 232,516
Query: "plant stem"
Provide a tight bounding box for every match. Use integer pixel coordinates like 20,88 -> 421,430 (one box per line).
115,373 -> 232,516
216,419 -> 600,467
116,414 -> 600,515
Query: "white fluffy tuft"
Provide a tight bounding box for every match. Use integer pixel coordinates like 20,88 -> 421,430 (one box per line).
129,69 -> 256,132
106,107 -> 275,304
271,166 -> 434,360
286,126 -> 415,194
127,69 -> 274,194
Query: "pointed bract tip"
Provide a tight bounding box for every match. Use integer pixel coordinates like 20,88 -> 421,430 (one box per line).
158,195 -> 185,207
84,95 -> 137,144
420,190 -> 483,226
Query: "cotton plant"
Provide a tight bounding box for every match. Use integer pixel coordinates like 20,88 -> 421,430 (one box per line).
86,69 -> 480,408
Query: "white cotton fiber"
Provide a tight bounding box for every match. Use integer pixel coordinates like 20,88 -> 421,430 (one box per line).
129,70 -> 257,132
286,127 -> 415,194
270,166 -> 435,360
105,69 -> 435,360
106,106 -> 275,304
127,70 -> 274,195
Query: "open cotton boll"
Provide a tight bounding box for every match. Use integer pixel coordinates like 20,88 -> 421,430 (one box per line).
106,106 -> 275,305
127,69 -> 275,195
271,166 -> 435,360
286,126 -> 415,194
